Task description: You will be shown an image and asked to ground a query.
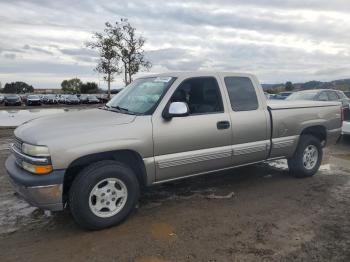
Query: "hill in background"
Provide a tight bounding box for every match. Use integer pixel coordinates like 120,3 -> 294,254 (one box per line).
262,79 -> 350,93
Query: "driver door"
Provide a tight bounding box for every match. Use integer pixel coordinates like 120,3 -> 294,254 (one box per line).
152,76 -> 232,182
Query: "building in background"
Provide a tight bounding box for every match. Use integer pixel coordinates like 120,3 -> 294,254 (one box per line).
33,89 -> 62,94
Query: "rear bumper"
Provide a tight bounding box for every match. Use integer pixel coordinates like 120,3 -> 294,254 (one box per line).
342,121 -> 350,136
5,155 -> 65,211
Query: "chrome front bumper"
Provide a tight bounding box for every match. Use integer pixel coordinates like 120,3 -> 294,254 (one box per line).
8,177 -> 63,211
5,155 -> 65,211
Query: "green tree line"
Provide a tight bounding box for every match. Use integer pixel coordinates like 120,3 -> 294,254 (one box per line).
61,78 -> 100,94
1,82 -> 34,93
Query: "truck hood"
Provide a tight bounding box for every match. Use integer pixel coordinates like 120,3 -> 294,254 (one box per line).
15,108 -> 136,144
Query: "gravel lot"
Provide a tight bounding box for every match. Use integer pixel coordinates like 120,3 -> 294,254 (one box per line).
0,127 -> 350,262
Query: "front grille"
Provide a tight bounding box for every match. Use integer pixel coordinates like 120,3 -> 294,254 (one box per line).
13,137 -> 22,151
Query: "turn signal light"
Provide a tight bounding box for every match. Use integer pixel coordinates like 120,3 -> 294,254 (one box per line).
22,162 -> 53,174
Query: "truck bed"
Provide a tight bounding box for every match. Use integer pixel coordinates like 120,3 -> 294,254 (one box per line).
266,100 -> 342,159
267,100 -> 341,110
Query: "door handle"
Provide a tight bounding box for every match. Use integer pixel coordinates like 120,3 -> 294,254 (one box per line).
217,121 -> 230,130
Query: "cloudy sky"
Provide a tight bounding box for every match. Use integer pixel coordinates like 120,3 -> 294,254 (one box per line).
0,0 -> 350,89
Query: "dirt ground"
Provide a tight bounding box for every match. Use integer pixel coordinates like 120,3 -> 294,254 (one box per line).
1,127 -> 350,262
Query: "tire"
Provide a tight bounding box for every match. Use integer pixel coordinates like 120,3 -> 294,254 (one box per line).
69,160 -> 140,230
288,135 -> 323,178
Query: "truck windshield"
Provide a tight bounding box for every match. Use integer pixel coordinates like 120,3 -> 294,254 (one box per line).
106,77 -> 175,115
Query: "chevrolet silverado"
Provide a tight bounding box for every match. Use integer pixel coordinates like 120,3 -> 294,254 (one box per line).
5,72 -> 342,229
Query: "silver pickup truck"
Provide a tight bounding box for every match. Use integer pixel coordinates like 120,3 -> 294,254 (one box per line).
5,72 -> 342,229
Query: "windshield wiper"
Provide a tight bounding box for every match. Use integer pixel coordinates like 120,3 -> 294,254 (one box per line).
110,105 -> 141,115
111,105 -> 129,112
102,104 -> 141,115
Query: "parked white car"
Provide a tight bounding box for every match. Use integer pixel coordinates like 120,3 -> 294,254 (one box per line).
343,121 -> 350,136
342,107 -> 350,136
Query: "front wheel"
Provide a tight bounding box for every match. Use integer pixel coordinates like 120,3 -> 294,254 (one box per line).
288,135 -> 323,178
69,160 -> 140,230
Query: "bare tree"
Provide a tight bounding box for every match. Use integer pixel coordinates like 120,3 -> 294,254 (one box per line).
86,22 -> 121,99
115,19 -> 151,85
87,19 -> 151,93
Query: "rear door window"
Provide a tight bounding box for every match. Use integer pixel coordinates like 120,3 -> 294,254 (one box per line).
224,77 -> 259,111
318,92 -> 329,101
327,91 -> 340,101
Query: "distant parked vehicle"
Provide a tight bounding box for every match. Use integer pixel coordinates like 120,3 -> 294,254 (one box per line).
65,95 -> 80,105
87,95 -> 100,104
37,94 -> 43,102
287,89 -> 350,109
264,92 -> 274,100
97,94 -> 109,103
271,92 -> 293,100
58,94 -> 68,104
344,91 -> 350,98
43,94 -> 58,104
279,92 -> 293,98
20,95 -> 28,104
26,95 -> 42,106
4,94 -> 21,106
79,95 -> 89,104
343,106 -> 350,136
0,94 -> 4,104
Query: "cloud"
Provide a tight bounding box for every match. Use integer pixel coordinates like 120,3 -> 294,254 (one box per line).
59,48 -> 97,57
59,47 -> 98,63
23,44 -> 53,55
146,48 -> 208,70
0,61 -> 93,75
3,53 -> 16,59
0,0 -> 349,88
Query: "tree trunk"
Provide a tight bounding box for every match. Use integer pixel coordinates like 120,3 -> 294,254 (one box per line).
107,73 -> 111,100
124,62 -> 128,86
128,71 -> 132,85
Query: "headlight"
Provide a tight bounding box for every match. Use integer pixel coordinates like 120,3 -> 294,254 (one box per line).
22,143 -> 50,157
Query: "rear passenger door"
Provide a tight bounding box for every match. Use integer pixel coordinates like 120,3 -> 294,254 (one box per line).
219,74 -> 270,165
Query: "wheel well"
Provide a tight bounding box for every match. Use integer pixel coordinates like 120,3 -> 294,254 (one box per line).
63,150 -> 147,202
301,126 -> 327,144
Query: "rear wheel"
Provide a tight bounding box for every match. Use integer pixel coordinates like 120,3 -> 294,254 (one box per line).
288,135 -> 323,178
69,160 -> 140,230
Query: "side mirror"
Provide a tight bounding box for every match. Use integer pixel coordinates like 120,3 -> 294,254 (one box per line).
163,102 -> 189,120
